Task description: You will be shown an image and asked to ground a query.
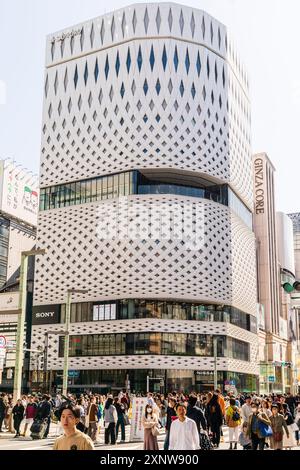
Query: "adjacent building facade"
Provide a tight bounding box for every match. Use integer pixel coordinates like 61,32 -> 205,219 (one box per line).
0,158 -> 38,389
31,3 -> 258,393
253,153 -> 299,393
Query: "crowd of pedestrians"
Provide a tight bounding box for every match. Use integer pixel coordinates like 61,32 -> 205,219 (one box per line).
1,389 -> 300,451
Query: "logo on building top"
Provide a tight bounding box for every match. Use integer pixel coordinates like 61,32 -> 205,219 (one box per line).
51,29 -> 82,44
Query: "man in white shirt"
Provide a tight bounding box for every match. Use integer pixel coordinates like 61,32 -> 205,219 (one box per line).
169,402 -> 200,450
241,396 -> 252,423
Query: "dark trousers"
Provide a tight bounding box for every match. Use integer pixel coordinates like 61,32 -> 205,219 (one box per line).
251,433 -> 265,450
116,417 -> 125,441
13,417 -> 22,435
105,422 -> 116,445
43,416 -> 51,438
0,414 -> 5,431
164,430 -> 170,450
211,425 -> 221,446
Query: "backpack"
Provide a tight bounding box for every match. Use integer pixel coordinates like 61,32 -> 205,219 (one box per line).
232,409 -> 240,421
97,405 -> 103,420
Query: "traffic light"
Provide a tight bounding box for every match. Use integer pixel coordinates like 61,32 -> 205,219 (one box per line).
282,281 -> 300,293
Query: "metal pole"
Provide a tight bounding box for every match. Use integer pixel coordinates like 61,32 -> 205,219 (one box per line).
213,336 -> 218,390
146,375 -> 149,393
13,254 -> 28,403
62,290 -> 71,396
43,333 -> 48,393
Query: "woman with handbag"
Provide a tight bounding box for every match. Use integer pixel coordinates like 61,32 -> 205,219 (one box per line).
269,404 -> 289,450
246,402 -> 271,450
141,404 -> 159,450
282,403 -> 297,449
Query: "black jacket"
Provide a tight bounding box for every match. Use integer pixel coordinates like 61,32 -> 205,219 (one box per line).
166,406 -> 177,431
206,400 -> 223,427
12,404 -> 25,419
36,400 -> 51,420
186,404 -> 207,432
0,398 -> 6,416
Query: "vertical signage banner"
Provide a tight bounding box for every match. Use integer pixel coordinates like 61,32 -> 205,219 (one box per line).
129,397 -> 148,442
0,159 -> 39,226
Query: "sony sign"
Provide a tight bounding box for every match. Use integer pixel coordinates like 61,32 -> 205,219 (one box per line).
254,158 -> 264,215
32,305 -> 60,325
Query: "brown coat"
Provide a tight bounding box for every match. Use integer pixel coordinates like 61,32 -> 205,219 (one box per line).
269,413 -> 289,450
270,414 -> 289,436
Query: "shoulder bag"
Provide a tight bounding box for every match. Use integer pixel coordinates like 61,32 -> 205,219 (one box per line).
258,421 -> 273,437
151,424 -> 160,436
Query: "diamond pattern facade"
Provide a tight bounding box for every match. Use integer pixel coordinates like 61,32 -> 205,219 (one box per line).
32,3 -> 258,382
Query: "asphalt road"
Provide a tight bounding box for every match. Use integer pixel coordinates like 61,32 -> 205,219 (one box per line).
0,424 -> 299,451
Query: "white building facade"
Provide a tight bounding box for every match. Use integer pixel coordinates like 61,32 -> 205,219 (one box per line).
31,3 -> 258,393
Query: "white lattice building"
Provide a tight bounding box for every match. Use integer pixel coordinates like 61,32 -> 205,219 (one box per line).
31,3 -> 259,393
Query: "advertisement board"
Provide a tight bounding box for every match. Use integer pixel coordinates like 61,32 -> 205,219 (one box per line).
0,159 -> 39,226
288,309 -> 297,342
129,397 -> 148,442
257,303 -> 265,331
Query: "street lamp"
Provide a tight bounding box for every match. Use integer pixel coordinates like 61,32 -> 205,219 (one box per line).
213,336 -> 218,390
62,288 -> 88,396
13,249 -> 46,403
43,330 -> 67,393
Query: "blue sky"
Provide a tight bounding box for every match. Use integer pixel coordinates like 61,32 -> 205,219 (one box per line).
0,0 -> 299,213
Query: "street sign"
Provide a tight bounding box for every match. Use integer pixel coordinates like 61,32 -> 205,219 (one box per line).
0,335 -> 6,348
68,370 -> 80,378
0,348 -> 6,358
268,376 -> 275,382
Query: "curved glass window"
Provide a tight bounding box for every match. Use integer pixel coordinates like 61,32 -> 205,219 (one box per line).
39,170 -> 252,228
58,332 -> 250,361
59,299 -> 257,334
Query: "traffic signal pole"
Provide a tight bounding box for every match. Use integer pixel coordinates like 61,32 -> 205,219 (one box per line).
13,253 -> 28,404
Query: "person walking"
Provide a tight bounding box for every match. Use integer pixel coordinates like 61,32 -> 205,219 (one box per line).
241,396 -> 253,424
141,403 -> 159,450
164,397 -> 177,450
86,396 -> 99,442
0,394 -> 6,432
282,403 -> 297,449
247,402 -> 271,450
239,422 -> 252,450
294,404 -> 300,445
269,404 -> 289,450
226,398 -> 241,450
22,396 -> 37,436
12,399 -> 25,437
187,395 -> 207,432
36,394 -> 52,438
53,404 -> 94,450
169,402 -> 200,450
103,397 -> 117,445
206,393 -> 223,448
114,397 -> 126,443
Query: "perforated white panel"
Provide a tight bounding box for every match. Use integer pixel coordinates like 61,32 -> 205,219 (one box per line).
41,3 -> 252,209
34,196 -> 256,316
30,319 -> 259,375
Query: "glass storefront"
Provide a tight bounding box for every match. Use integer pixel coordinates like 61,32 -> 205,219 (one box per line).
39,170 -> 252,227
47,369 -> 257,394
59,299 -> 257,334
58,332 -> 250,361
